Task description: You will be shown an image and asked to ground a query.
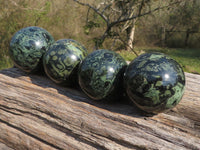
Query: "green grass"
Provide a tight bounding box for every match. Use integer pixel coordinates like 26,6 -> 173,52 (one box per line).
117,47 -> 200,74
0,56 -> 13,70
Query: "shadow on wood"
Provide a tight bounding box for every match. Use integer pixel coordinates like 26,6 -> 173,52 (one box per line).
0,68 -> 144,117
0,68 -> 200,150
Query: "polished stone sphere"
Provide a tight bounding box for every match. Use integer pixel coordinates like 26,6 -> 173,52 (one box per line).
43,39 -> 88,85
9,26 -> 54,73
78,49 -> 127,101
124,52 -> 185,114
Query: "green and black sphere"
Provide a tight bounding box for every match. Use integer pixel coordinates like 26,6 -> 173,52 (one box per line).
124,52 -> 185,114
9,26 -> 54,73
43,39 -> 88,85
78,49 -> 127,101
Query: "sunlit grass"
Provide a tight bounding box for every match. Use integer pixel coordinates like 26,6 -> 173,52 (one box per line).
0,55 -> 13,70
117,47 -> 200,74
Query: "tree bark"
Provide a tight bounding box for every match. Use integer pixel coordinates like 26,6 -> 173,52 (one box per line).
161,26 -> 166,47
0,68 -> 200,150
185,29 -> 190,47
126,19 -> 136,51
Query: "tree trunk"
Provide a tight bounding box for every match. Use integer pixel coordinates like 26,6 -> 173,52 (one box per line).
0,68 -> 200,150
126,19 -> 136,51
185,29 -> 190,47
161,26 -> 166,47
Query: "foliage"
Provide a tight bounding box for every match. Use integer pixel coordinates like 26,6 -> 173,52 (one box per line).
167,0 -> 200,47
74,0 -> 183,53
0,0 -> 53,57
0,0 -> 199,71
0,0 -> 93,70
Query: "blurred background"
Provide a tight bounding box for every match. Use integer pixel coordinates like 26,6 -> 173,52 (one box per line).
0,0 -> 200,73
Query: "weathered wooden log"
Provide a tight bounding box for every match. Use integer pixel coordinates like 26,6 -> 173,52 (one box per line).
0,68 -> 200,150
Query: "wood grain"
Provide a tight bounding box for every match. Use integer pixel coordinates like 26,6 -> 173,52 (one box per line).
0,68 -> 200,150
0,142 -> 13,150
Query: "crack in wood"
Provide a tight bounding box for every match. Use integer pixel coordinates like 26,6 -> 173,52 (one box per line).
0,119 -> 62,150
0,102 -> 115,149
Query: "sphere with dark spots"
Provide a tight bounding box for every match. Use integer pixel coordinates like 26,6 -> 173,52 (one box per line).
78,49 -> 127,101
9,26 -> 54,73
124,52 -> 185,114
43,39 -> 88,85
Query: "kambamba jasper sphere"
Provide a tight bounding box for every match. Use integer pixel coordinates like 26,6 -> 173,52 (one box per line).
43,39 -> 88,85
9,26 -> 54,73
124,52 -> 185,114
78,49 -> 127,101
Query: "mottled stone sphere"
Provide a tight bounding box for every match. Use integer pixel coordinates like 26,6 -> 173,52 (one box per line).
124,52 -> 185,114
78,49 -> 127,101
43,39 -> 88,85
9,26 -> 54,73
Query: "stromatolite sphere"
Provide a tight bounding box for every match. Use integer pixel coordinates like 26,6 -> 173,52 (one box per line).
9,26 -> 54,73
43,39 -> 88,85
78,49 -> 127,101
124,52 -> 185,114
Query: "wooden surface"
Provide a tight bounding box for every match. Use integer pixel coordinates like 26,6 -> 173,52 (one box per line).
0,68 -> 200,150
